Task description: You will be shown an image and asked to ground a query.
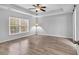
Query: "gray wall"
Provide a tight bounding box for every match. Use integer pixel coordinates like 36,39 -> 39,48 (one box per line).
0,8 -> 34,43
0,7 -> 73,43
38,13 -> 73,38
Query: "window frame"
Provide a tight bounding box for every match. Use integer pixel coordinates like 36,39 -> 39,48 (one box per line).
9,16 -> 29,35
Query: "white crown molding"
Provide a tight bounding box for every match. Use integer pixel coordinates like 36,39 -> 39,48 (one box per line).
0,4 -> 74,18
0,4 -> 35,17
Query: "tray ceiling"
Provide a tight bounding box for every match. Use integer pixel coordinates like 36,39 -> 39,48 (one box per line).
17,4 -> 74,16
0,4 -> 74,17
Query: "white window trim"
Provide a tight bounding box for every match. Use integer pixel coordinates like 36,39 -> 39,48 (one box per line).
9,16 -> 29,35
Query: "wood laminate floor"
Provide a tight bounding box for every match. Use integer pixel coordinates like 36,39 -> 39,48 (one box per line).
0,35 -> 77,55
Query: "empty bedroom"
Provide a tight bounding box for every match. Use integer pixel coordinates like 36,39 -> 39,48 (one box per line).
0,4 -> 79,55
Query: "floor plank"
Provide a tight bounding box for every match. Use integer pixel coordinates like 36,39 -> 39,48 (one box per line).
0,35 -> 77,55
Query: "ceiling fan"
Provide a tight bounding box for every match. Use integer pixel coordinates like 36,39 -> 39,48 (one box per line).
28,4 -> 46,12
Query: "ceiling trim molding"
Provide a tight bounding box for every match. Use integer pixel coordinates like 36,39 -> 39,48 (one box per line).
0,4 -> 74,18
39,11 -> 73,18
0,4 -> 35,17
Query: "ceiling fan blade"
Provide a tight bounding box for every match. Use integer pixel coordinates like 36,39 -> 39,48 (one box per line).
37,4 -> 40,6
33,5 -> 36,7
41,6 -> 46,8
36,10 -> 38,12
40,9 -> 46,12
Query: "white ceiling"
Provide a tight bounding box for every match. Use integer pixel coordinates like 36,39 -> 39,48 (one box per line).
0,4 -> 74,17
16,4 -> 74,17
17,4 -> 73,12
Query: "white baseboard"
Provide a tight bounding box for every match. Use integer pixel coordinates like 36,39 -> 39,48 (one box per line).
38,34 -> 73,39
0,34 -> 34,43
0,34 -> 73,43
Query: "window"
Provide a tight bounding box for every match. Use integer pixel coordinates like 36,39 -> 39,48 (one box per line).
9,17 -> 29,35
